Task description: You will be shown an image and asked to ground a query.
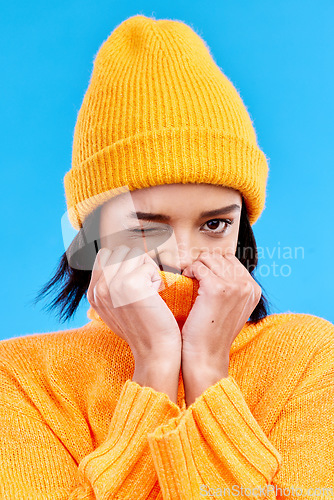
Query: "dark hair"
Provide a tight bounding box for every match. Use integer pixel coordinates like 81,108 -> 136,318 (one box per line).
32,196 -> 273,324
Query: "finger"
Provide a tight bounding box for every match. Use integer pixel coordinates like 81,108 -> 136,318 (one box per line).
142,253 -> 166,292
92,245 -> 134,308
183,260 -> 217,281
195,251 -> 229,277
223,253 -> 251,278
143,251 -> 163,272
104,245 -> 161,280
223,248 -> 235,257
98,244 -> 132,279
92,245 -> 132,296
196,251 -> 248,281
114,246 -> 146,276
87,247 -> 112,303
102,246 -> 164,296
90,247 -> 113,285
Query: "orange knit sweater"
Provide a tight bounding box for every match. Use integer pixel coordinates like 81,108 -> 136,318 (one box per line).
0,271 -> 333,499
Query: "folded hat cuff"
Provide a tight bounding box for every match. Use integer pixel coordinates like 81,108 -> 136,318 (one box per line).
64,127 -> 268,230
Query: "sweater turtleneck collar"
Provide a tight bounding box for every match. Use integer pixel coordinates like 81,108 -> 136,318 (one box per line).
87,271 -> 198,327
86,270 -> 268,354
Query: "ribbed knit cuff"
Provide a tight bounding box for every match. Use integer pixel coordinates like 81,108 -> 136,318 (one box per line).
105,379 -> 182,441
77,379 -> 182,499
147,376 -> 282,499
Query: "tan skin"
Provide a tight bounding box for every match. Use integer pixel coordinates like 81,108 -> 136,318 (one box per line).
87,183 -> 262,406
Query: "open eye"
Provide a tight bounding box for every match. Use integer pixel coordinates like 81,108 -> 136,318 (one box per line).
202,218 -> 233,235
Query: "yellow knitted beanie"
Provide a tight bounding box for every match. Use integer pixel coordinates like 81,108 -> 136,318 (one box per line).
64,14 -> 269,230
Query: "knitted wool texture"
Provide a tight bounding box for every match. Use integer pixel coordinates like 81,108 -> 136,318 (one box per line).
0,272 -> 334,498
64,14 -> 269,230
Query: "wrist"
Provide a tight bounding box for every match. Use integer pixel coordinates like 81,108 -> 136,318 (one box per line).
182,347 -> 229,374
182,361 -> 229,384
182,356 -> 229,406
132,357 -> 181,403
183,366 -> 228,408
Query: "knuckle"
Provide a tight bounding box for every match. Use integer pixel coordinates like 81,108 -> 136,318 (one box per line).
226,281 -> 238,293
87,282 -> 96,303
96,282 -> 110,300
239,281 -> 252,296
87,288 -> 94,303
224,252 -> 235,259
207,281 -> 230,296
255,284 -> 262,299
124,274 -> 138,290
215,282 -> 228,295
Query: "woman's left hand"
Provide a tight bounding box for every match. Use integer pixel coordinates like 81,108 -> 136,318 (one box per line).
181,250 -> 262,404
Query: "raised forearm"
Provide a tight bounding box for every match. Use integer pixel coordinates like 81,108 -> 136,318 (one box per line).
182,356 -> 229,407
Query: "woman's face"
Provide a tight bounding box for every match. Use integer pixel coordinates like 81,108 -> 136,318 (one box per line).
99,183 -> 242,274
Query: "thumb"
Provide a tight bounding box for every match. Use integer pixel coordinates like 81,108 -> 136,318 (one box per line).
142,253 -> 165,293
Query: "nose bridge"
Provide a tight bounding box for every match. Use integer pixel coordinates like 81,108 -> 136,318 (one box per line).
167,226 -> 206,269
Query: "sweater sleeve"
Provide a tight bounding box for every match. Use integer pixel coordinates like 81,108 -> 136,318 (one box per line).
147,364 -> 334,500
0,377 -> 181,500
147,375 -> 283,499
267,382 -> 334,498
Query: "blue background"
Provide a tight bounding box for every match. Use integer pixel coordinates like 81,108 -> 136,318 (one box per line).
1,0 -> 333,340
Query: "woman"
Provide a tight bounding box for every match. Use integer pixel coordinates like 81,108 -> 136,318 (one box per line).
0,14 -> 333,500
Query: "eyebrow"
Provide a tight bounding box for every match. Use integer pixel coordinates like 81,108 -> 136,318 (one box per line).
127,204 -> 241,222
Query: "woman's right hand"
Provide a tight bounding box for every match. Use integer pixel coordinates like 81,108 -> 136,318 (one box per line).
87,245 -> 182,402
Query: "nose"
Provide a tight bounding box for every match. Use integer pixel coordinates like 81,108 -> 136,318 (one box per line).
152,232 -> 204,275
